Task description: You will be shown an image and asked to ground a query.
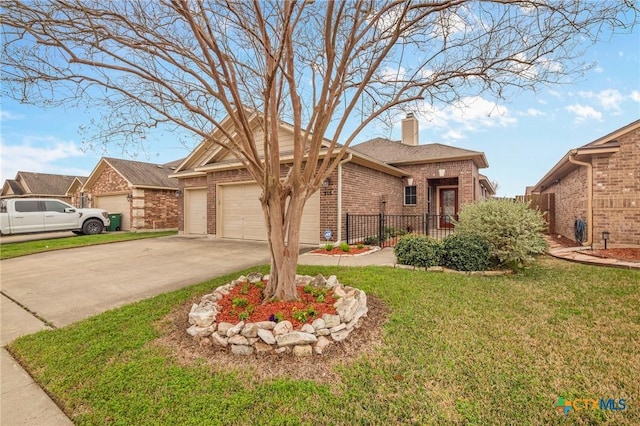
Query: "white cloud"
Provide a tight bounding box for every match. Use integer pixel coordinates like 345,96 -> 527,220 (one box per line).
0,110 -> 23,121
442,129 -> 465,141
0,135 -> 89,183
519,108 -> 546,117
414,96 -> 516,141
578,89 -> 624,112
629,91 -> 640,102
565,104 -> 602,123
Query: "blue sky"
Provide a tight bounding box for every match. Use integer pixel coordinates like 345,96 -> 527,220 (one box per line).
1,25 -> 638,197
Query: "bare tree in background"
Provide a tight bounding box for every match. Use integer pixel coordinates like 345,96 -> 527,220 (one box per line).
2,1 -> 637,300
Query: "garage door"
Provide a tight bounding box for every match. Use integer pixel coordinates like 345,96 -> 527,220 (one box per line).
95,194 -> 130,231
218,182 -> 320,244
185,188 -> 207,234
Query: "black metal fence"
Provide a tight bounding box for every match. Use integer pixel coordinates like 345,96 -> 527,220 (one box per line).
345,213 -> 457,247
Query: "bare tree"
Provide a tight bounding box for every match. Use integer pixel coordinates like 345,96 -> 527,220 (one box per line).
2,1 -> 636,300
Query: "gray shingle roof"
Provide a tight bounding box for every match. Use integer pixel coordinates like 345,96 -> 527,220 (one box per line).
104,157 -> 179,188
351,138 -> 487,167
6,180 -> 25,195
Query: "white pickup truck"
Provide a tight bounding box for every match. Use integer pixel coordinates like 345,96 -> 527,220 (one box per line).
0,198 -> 110,236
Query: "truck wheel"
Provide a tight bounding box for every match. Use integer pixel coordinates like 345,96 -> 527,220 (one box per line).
82,219 -> 104,235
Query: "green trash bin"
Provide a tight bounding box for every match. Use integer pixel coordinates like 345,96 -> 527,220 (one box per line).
108,213 -> 122,232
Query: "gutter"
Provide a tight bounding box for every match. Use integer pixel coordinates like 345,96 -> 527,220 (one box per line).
568,150 -> 593,247
336,153 -> 353,243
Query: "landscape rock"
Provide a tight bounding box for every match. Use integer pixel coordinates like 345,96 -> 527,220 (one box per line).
323,314 -> 341,328
241,323 -> 259,338
331,329 -> 351,342
312,318 -> 326,330
257,328 -> 276,345
186,324 -> 215,338
188,308 -> 217,327
335,296 -> 359,323
246,272 -> 263,283
273,320 -> 293,336
326,275 -> 339,288
301,324 -> 316,334
293,345 -> 313,357
314,336 -> 332,354
226,321 -> 245,337
275,346 -> 290,354
211,333 -> 229,347
329,323 -> 346,333
229,335 -> 249,345
276,331 -> 317,347
255,321 -> 276,330
231,345 -> 254,356
316,328 -> 330,336
217,322 -> 233,336
254,342 -> 273,354
312,274 -> 327,287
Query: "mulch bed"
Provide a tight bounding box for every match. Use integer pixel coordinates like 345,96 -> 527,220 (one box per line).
310,245 -> 374,256
582,248 -> 640,262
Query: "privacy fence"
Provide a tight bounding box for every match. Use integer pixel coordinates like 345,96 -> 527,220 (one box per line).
345,213 -> 457,248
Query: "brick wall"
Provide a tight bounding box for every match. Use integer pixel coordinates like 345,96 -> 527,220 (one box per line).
592,129 -> 640,247
142,189 -> 179,229
541,127 -> 639,247
88,163 -> 177,231
541,167 -> 587,242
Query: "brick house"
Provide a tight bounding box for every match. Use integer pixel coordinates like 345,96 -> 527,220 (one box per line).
1,171 -> 86,204
530,119 -> 640,248
82,157 -> 181,231
170,113 -> 494,245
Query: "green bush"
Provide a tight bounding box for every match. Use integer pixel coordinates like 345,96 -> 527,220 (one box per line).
394,234 -> 443,268
455,199 -> 548,270
339,242 -> 351,252
441,234 -> 492,271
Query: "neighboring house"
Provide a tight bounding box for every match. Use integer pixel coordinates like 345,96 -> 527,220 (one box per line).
83,157 -> 181,231
1,171 -> 87,204
530,119 -> 640,248
170,113 -> 494,245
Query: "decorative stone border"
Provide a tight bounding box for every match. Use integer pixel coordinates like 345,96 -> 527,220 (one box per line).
187,273 -> 368,356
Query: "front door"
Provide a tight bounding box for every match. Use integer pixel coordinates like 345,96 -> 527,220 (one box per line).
439,188 -> 458,228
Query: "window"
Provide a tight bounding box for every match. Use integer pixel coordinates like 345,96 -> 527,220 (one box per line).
404,186 -> 417,205
14,200 -> 41,212
44,200 -> 70,213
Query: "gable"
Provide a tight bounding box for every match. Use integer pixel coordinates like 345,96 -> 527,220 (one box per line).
83,157 -> 178,191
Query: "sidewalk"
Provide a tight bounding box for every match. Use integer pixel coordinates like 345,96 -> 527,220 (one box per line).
545,237 -> 640,270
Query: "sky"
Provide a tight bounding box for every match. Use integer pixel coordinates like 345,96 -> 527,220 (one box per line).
1,22 -> 639,198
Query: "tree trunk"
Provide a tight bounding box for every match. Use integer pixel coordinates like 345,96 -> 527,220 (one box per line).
262,187 -> 306,301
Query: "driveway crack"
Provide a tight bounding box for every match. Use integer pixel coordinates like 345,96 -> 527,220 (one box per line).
1,291 -> 57,329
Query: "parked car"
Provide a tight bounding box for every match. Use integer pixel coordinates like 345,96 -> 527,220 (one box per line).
0,198 -> 110,235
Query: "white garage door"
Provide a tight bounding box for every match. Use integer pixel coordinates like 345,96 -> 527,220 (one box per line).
95,194 -> 130,231
218,182 -> 320,244
185,188 -> 207,234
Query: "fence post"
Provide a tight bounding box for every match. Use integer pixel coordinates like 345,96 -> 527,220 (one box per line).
378,213 -> 384,246
345,213 -> 350,244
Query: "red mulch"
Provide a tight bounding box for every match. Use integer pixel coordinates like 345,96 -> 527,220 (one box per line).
215,281 -> 338,329
311,245 -> 373,256
584,248 -> 640,262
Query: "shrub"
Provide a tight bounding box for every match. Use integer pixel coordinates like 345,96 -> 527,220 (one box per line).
441,234 -> 492,271
394,234 -> 443,268
324,243 -> 334,251
339,242 -> 351,252
455,199 -> 548,270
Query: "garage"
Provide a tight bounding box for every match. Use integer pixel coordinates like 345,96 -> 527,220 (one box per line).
94,194 -> 130,231
218,182 -> 320,244
185,188 -> 207,234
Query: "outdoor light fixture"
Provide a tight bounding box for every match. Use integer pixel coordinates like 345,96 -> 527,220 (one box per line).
126,194 -> 133,202
175,189 -> 183,197
602,231 -> 610,250
322,178 -> 333,195
322,178 -> 330,187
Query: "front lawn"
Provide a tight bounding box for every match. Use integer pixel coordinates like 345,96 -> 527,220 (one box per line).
0,231 -> 178,259
7,257 -> 639,425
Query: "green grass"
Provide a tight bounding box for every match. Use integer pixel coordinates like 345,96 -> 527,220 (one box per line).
7,257 -> 639,425
0,231 -> 177,259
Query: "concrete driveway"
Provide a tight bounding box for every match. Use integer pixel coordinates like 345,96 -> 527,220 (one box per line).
1,235 -> 272,425
1,235 -> 272,330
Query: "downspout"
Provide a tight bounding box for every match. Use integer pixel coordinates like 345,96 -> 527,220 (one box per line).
336,153 -> 353,243
568,150 -> 593,247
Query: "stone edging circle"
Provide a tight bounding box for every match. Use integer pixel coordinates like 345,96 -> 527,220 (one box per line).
187,273 -> 368,357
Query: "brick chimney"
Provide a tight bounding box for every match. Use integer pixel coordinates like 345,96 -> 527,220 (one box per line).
401,113 -> 419,146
